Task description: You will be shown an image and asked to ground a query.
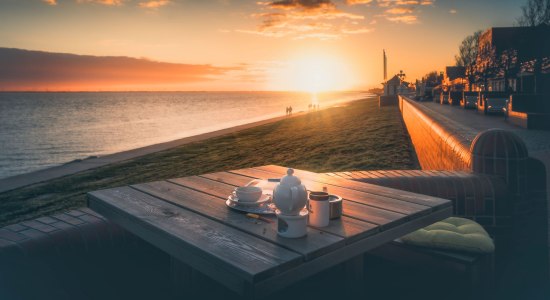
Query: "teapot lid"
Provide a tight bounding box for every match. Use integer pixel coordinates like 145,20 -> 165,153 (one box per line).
280,168 -> 301,186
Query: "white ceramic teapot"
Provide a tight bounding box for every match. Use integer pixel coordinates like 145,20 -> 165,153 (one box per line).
273,168 -> 308,215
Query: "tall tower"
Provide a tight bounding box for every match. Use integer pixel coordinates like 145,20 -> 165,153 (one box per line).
383,49 -> 387,81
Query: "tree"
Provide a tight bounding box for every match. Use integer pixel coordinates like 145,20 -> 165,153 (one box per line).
423,71 -> 440,86
475,32 -> 499,92
499,48 -> 519,92
517,0 -> 550,26
455,30 -> 482,91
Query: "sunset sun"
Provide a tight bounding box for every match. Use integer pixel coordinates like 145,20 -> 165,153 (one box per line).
270,54 -> 355,92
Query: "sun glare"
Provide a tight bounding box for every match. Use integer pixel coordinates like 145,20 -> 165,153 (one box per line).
269,54 -> 355,92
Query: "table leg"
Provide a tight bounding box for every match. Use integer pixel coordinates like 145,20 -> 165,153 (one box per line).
170,256 -> 245,299
343,254 -> 366,298
170,256 -> 194,299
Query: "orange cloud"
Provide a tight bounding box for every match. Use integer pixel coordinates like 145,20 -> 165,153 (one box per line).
264,0 -> 336,10
386,15 -> 418,24
42,0 -> 57,5
0,48 -> 239,91
386,7 -> 414,14
378,0 -> 434,6
138,0 -> 171,8
342,27 -> 373,34
344,0 -> 373,5
376,0 -> 434,24
76,0 -> 126,5
247,0 -> 370,39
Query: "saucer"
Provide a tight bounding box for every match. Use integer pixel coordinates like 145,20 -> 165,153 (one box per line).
225,199 -> 277,215
228,193 -> 271,206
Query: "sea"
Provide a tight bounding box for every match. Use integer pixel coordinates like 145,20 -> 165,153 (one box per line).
0,91 -> 369,179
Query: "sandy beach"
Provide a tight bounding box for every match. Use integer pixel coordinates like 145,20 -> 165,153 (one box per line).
0,96 -> 416,226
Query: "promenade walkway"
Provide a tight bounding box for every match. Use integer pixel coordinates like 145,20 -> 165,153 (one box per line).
418,101 -> 550,165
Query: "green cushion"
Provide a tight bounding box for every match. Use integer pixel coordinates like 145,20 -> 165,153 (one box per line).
401,217 -> 495,254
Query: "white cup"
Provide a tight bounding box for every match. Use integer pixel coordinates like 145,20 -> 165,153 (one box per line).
308,192 -> 330,227
235,186 -> 262,202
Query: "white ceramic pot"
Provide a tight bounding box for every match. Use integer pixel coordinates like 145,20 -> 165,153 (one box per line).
273,169 -> 308,215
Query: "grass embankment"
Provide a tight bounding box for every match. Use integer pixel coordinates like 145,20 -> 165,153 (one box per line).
0,97 -> 417,226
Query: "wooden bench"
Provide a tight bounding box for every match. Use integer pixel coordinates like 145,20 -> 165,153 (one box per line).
325,170 -> 499,299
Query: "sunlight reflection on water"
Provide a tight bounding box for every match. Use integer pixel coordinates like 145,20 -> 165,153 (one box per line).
0,91 -> 369,178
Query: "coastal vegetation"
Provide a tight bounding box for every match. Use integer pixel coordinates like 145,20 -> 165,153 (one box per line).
0,97 -> 417,226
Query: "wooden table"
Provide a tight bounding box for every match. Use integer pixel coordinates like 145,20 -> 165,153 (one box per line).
87,165 -> 452,299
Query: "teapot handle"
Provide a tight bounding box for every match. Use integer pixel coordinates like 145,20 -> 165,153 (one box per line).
289,186 -> 297,213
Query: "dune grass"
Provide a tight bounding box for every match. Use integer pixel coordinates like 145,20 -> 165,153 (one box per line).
0,97 -> 417,226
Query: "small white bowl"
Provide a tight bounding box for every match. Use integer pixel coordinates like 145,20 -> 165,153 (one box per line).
235,186 -> 263,202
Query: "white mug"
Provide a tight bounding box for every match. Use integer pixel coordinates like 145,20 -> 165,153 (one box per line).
308,192 -> 330,227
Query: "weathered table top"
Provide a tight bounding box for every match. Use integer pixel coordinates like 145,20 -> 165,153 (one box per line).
87,165 -> 452,299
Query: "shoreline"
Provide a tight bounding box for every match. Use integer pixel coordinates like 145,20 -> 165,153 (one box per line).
0,97 -> 365,193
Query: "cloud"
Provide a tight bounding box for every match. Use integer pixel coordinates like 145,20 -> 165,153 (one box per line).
245,0 -> 371,39
344,0 -> 373,5
378,0 -> 420,6
0,47 -> 239,91
376,0 -> 434,24
449,9 -> 457,14
245,0 -> 435,36
342,27 -> 373,34
43,0 -> 173,8
138,0 -> 171,8
76,0 -> 126,5
262,0 -> 336,10
377,0 -> 434,7
386,7 -> 414,14
386,15 -> 418,24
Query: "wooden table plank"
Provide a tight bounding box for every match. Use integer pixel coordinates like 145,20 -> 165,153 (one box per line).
226,168 -> 432,217
201,171 -> 259,187
254,165 -> 451,209
132,180 -> 345,260
172,174 -> 379,243
87,187 -> 302,283
342,200 -> 407,228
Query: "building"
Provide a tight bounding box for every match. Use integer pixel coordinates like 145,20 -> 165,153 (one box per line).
383,70 -> 411,96
383,75 -> 402,96
476,25 -> 550,94
443,66 -> 466,90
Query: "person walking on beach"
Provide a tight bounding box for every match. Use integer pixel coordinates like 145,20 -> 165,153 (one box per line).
289,106 -> 293,115
285,106 -> 288,116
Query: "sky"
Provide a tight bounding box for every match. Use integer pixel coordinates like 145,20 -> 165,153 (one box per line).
0,0 -> 525,91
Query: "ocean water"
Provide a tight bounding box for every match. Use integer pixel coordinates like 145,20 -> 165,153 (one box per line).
0,91 -> 368,179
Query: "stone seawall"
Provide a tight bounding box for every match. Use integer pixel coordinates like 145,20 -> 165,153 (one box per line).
398,96 -> 472,171
379,95 -> 398,107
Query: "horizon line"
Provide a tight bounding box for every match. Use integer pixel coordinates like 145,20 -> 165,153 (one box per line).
0,89 -> 376,93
